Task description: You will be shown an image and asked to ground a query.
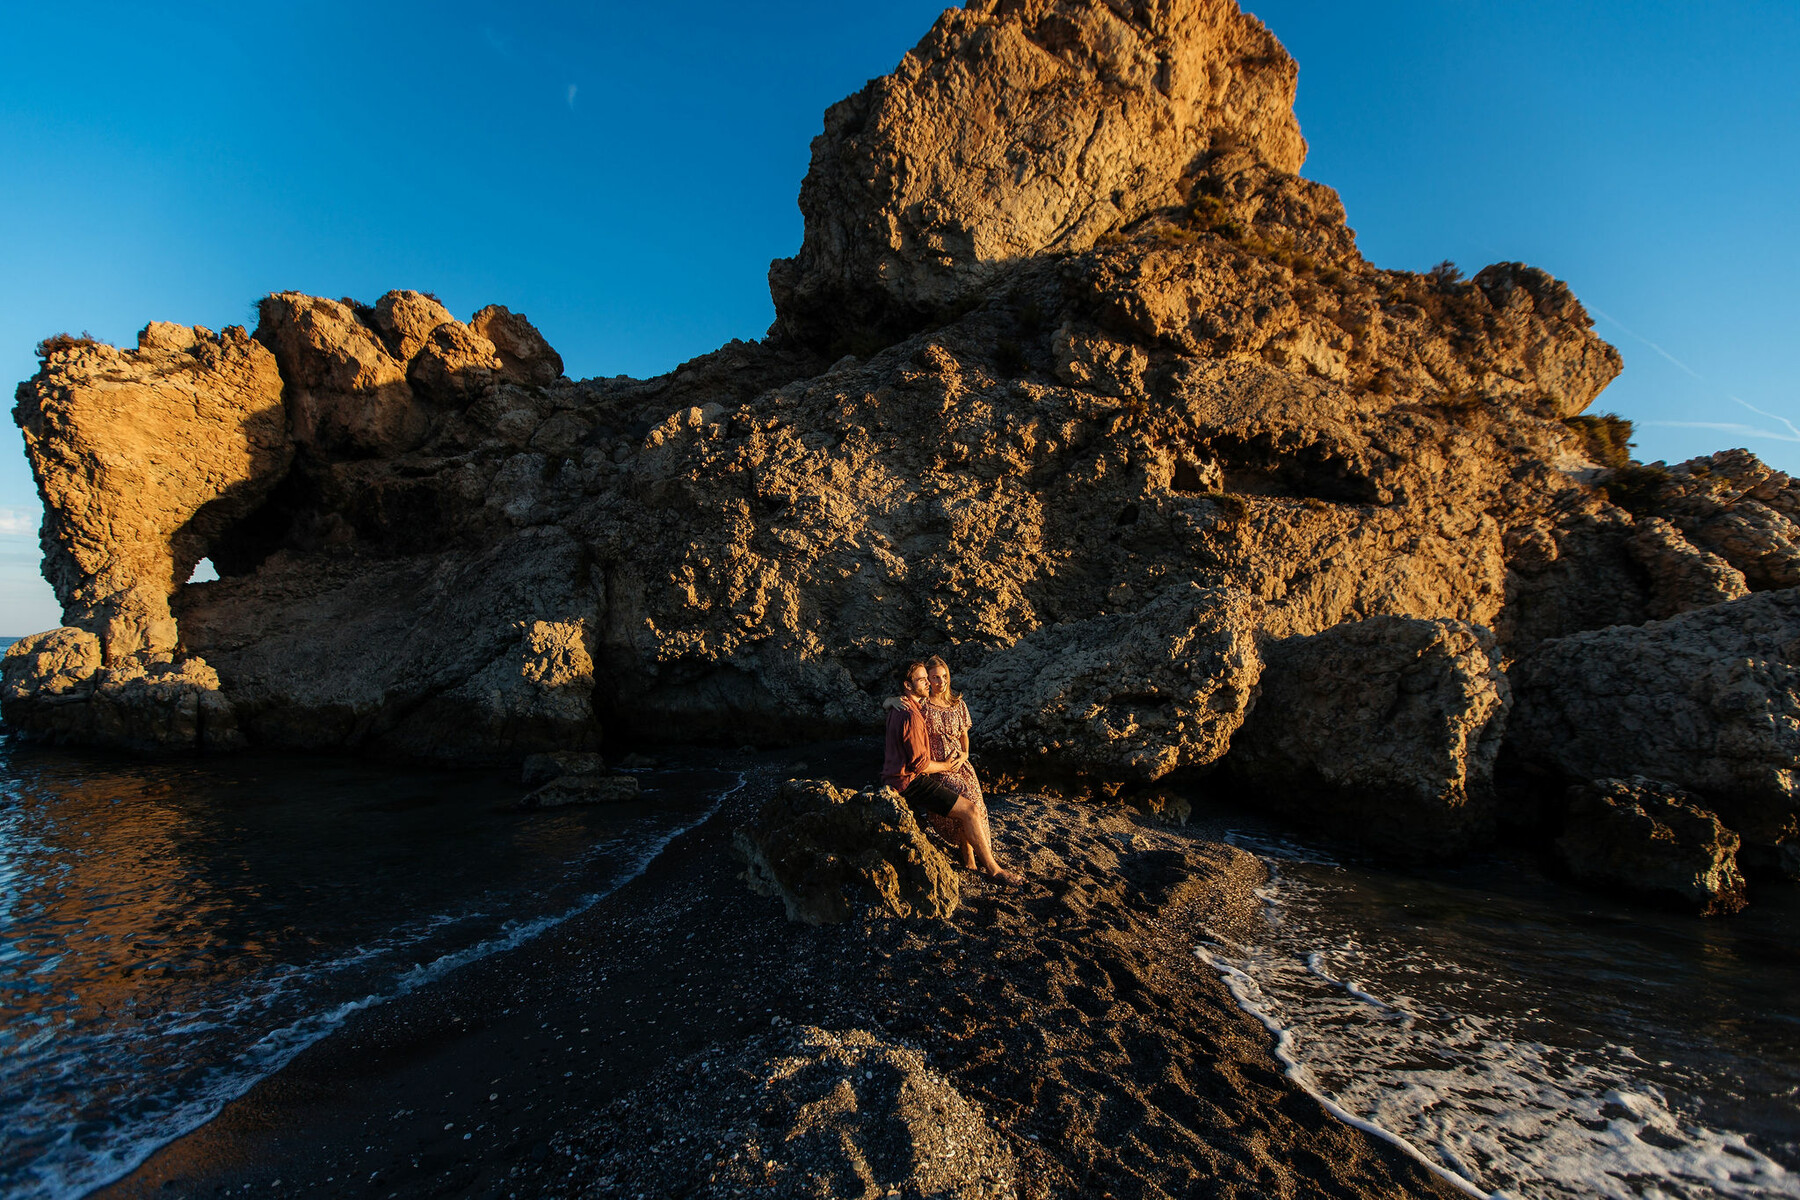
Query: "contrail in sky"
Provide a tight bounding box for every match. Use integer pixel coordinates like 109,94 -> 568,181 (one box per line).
1586,305 -> 1705,381
1587,307 -> 1798,447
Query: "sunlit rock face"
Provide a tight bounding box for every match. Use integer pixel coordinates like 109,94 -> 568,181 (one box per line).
6,0 -> 1797,874
768,0 -> 1308,351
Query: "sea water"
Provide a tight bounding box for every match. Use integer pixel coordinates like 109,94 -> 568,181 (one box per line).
1197,827 -> 1800,1199
0,733 -> 741,1200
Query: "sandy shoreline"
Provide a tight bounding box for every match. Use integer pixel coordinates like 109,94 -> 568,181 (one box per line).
93,742 -> 1460,1199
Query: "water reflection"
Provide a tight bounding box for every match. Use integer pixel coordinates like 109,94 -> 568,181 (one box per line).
0,739 -> 732,1200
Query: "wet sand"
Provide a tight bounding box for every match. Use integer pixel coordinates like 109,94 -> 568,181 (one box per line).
94,742 -> 1460,1199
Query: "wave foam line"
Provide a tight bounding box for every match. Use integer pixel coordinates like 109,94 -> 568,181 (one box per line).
64,771 -> 746,1200
1194,944 -> 1497,1200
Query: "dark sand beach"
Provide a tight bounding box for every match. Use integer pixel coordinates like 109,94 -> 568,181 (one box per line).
92,742 -> 1458,1200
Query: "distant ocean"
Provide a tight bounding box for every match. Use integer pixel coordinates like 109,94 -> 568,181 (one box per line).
0,735 -> 741,1199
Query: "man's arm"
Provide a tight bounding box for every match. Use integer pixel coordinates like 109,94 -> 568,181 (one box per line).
901,708 -> 932,778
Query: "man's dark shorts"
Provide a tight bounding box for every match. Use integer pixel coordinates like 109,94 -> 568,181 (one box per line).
901,774 -> 960,819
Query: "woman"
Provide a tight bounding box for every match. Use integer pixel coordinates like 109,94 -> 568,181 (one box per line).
886,656 -> 1018,882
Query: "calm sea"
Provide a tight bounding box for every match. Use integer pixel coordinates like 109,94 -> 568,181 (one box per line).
0,732 -> 740,1199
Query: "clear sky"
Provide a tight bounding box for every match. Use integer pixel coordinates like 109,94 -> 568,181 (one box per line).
1,1 -> 1795,636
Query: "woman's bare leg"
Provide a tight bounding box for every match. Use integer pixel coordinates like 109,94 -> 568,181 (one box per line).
947,796 -> 1021,883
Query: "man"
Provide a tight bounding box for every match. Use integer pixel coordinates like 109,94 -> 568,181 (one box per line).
882,659 -> 1022,884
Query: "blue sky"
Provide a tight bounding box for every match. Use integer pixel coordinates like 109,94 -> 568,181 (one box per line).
1,1 -> 1794,635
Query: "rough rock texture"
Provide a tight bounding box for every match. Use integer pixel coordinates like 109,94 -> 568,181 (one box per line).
1509,589 -> 1800,860
171,527 -> 603,761
1555,777 -> 1748,915
14,322 -> 289,661
735,779 -> 960,924
962,582 -> 1261,781
9,0 -> 1798,878
1,628 -> 243,753
1230,616 -> 1509,857
546,1026 -> 1016,1200
770,0 -> 1306,349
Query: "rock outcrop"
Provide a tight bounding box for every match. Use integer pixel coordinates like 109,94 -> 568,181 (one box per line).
1230,617 -> 1509,857
14,323 -> 289,661
1508,589 -> 1799,866
770,0 -> 1306,349
8,0 -> 1798,883
734,779 -> 960,924
1555,777 -> 1748,915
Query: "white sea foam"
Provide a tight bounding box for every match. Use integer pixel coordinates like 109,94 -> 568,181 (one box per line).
1196,848 -> 1800,1200
12,771 -> 746,1200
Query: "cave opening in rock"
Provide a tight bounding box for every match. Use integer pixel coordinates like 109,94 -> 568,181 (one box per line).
187,558 -> 219,584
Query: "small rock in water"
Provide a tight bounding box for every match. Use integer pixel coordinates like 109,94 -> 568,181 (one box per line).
521,773 -> 641,810
1555,776 -> 1748,915
521,751 -> 605,788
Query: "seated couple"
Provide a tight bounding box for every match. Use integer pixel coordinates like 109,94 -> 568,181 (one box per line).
881,657 -> 1024,885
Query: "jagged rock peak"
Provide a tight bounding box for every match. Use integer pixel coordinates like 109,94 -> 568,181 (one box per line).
770,0 -> 1307,349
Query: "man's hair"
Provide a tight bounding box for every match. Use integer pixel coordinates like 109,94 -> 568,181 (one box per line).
897,659 -> 928,688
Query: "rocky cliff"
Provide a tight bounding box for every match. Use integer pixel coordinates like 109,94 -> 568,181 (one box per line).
8,0 -> 1797,879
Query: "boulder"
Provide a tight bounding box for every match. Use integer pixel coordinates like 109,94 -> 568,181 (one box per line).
1229,617 -> 1510,857
522,772 -> 640,809
1627,516 -> 1750,619
1508,588 -> 1799,860
407,321 -> 503,404
255,292 -> 429,457
520,750 -> 606,787
471,304 -> 564,386
962,583 -> 1263,783
369,289 -> 455,362
734,779 -> 959,924
1,627 -> 102,698
553,1026 -> 1015,1199
1606,450 -> 1800,591
1555,777 -> 1748,915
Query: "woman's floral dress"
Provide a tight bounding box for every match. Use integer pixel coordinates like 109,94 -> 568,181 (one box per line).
921,697 -> 986,843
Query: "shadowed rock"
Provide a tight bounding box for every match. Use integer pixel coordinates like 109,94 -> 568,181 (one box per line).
1509,589 -> 1799,864
964,582 -> 1262,782
1230,616 -> 1509,858
735,779 -> 960,924
1555,777 -> 1748,915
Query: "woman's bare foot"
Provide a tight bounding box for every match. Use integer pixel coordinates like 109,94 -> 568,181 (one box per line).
983,866 -> 1024,886
960,846 -> 978,870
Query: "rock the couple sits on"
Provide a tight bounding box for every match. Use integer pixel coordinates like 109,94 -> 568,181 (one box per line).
881,658 -> 1023,885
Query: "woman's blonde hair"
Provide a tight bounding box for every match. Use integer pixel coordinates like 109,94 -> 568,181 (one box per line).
925,655 -> 961,704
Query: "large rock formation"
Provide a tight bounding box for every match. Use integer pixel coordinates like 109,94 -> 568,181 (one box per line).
7,0 -> 1798,880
